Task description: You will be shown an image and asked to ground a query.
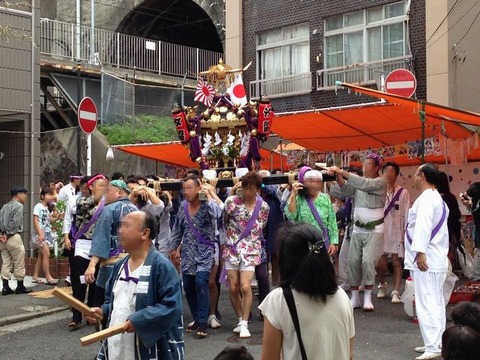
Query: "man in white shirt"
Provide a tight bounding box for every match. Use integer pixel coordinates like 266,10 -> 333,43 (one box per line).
58,173 -> 82,204
404,163 -> 449,360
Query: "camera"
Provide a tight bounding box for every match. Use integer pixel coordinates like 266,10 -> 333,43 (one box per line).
236,188 -> 243,198
298,186 -> 309,196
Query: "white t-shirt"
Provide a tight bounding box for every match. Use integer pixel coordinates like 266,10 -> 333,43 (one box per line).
259,287 -> 355,360
33,203 -> 51,233
404,188 -> 449,272
108,263 -> 143,360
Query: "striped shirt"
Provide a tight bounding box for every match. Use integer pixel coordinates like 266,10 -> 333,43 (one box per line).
0,200 -> 24,234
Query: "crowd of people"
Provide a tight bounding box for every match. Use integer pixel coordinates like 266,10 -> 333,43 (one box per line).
0,157 -> 479,359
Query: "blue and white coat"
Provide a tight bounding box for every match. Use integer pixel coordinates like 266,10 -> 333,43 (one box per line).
97,246 -> 184,360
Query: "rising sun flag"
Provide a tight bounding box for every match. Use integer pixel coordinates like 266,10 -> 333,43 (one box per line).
194,78 -> 216,107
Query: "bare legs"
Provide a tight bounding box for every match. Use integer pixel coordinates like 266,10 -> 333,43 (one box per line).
32,245 -> 55,282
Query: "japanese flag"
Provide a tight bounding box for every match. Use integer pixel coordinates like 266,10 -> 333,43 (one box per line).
226,74 -> 247,106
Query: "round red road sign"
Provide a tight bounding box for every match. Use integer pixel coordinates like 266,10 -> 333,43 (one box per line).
385,69 -> 417,98
78,97 -> 98,134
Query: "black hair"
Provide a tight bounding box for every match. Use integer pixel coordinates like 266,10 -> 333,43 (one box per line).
213,346 -> 254,360
40,186 -> 53,198
142,211 -> 159,241
418,163 -> 440,186
146,175 -> 160,181
136,175 -> 148,184
241,171 -> 262,189
186,168 -> 200,177
441,325 -> 480,360
126,178 -> 139,185
276,223 -> 338,303
70,172 -> 83,182
184,175 -> 201,187
451,302 -> 480,333
111,172 -> 124,181
466,182 -> 480,204
436,172 -> 452,195
80,176 -> 92,195
382,161 -> 400,175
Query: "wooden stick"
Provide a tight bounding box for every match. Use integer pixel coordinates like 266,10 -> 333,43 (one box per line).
80,324 -> 126,346
52,287 -> 102,321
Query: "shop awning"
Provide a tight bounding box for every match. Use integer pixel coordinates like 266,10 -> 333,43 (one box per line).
114,141 -> 287,170
273,83 -> 480,153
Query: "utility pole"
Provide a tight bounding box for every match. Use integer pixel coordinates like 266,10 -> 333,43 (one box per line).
76,60 -> 82,173
90,0 -> 95,64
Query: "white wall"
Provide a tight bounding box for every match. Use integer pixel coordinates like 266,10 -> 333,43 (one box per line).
397,162 -> 480,214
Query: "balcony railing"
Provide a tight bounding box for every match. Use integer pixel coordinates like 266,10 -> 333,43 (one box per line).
39,18 -> 223,77
316,55 -> 413,90
249,72 -> 312,99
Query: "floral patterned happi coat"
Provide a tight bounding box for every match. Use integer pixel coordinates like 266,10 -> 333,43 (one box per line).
222,195 -> 270,267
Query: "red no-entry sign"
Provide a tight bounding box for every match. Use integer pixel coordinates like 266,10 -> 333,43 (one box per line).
385,69 -> 417,98
78,97 -> 98,134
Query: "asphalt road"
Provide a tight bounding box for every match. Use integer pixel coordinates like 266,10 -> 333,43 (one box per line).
0,282 -> 450,360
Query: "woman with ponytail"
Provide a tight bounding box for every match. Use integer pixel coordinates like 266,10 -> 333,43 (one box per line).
259,223 -> 354,360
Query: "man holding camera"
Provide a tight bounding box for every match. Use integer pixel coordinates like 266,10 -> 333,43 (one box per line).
285,166 -> 339,256
328,153 -> 386,311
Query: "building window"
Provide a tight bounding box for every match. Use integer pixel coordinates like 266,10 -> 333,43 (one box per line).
318,1 -> 411,89
324,1 -> 409,68
252,23 -> 311,98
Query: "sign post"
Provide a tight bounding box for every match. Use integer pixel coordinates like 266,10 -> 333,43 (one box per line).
384,69 -> 417,98
78,97 -> 98,176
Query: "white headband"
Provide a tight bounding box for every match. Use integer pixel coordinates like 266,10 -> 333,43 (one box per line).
304,170 -> 323,180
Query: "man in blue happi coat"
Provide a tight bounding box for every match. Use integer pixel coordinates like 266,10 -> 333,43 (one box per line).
89,211 -> 184,360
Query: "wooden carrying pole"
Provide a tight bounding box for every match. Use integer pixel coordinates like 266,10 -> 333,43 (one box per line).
52,288 -> 102,321
80,324 -> 126,346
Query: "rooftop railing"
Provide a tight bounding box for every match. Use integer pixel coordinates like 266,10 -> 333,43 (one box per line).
39,18 -> 223,77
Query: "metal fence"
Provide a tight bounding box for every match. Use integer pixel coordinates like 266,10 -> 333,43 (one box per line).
316,55 -> 413,90
249,72 -> 312,99
39,18 -> 222,77
101,71 -> 194,128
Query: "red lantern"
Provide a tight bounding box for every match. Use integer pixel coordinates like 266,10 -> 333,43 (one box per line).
172,107 -> 191,144
257,98 -> 274,137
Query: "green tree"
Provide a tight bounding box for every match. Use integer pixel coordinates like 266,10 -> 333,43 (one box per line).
98,115 -> 178,145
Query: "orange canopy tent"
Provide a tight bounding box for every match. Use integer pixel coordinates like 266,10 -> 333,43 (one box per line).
272,82 -> 480,163
114,141 -> 287,170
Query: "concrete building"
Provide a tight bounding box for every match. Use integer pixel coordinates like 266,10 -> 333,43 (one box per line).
225,0 -> 479,115
0,1 -> 40,241
233,0 -> 426,113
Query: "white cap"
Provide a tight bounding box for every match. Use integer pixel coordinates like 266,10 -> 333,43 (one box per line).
235,168 -> 249,178
202,169 -> 217,180
304,169 -> 323,180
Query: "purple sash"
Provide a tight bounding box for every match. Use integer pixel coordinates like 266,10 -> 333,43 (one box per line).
406,201 -> 447,245
306,197 -> 330,249
237,196 -> 263,244
384,188 -> 404,217
184,202 -> 214,248
73,199 -> 105,242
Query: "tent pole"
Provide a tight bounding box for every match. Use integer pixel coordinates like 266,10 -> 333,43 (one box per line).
420,101 -> 426,163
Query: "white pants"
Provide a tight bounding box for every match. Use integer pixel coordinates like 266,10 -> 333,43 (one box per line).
412,270 -> 446,354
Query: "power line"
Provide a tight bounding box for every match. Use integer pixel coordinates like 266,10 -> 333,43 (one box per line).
456,9 -> 480,44
425,0 -> 460,44
427,0 -> 480,49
